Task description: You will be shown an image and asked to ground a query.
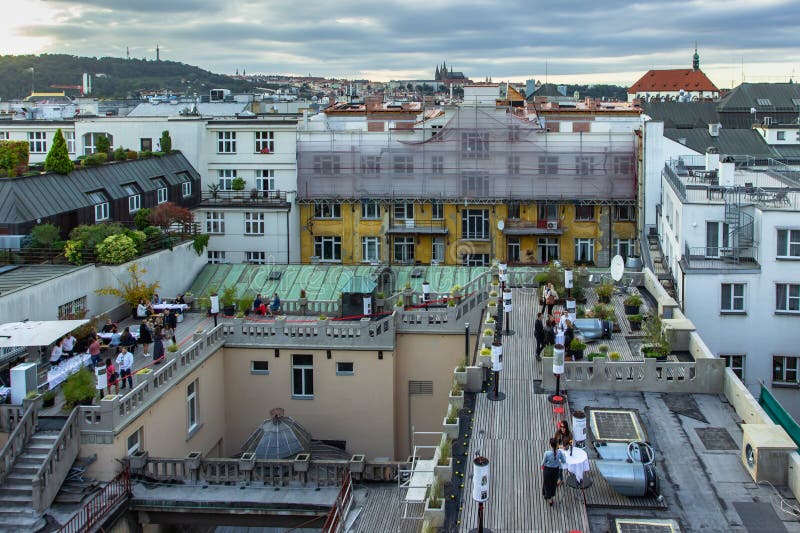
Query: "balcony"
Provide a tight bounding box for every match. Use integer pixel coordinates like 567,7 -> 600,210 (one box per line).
502,218 -> 563,236
682,245 -> 760,271
198,189 -> 290,208
386,219 -> 448,235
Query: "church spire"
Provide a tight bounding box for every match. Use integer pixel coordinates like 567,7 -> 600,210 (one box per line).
692,42 -> 700,71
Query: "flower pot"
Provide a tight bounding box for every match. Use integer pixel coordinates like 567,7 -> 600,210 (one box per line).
129,450 -> 148,470
479,353 -> 492,367
223,305 -> 235,317
185,452 -> 202,470
294,453 -> 311,473
599,295 -> 611,304
443,417 -> 459,439
482,334 -> 493,347
350,454 -> 366,474
424,499 -> 445,527
624,304 -> 640,315
435,458 -> 453,483
454,368 -> 467,386
630,320 -> 641,332
448,392 -> 464,410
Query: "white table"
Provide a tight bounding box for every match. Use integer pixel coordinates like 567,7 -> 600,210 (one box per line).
98,328 -> 140,342
47,353 -> 92,390
564,446 -> 589,482
152,303 -> 188,312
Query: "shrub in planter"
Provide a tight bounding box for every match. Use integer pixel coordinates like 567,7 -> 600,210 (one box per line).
63,369 -> 95,408
628,314 -> 643,331
596,283 -> 614,303
609,352 -> 621,361
623,294 -> 643,315
221,285 -> 237,316
598,344 -> 609,355
42,389 -> 57,408
167,343 -> 179,353
569,338 -> 587,360
237,296 -> 252,316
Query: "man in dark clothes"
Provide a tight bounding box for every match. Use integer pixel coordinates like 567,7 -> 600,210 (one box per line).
164,309 -> 178,344
534,312 -> 545,361
544,319 -> 556,351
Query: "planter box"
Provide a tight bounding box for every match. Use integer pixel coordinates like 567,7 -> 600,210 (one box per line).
488,304 -> 499,317
624,304 -> 640,315
454,368 -> 467,386
448,392 -> 464,410
185,452 -> 203,470
349,454 -> 366,474
630,320 -> 642,332
239,452 -> 256,471
129,450 -> 149,470
443,417 -> 459,439
479,353 -> 492,367
294,453 -> 311,473
424,500 -> 445,527
481,334 -> 493,347
435,457 -> 453,483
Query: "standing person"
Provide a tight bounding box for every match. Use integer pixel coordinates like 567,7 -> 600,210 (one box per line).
88,334 -> 103,367
564,320 -> 575,354
534,312 -> 545,361
544,319 -> 556,350
116,346 -> 133,390
164,309 -> 177,344
544,283 -> 558,317
138,320 -> 153,358
268,292 -> 281,317
554,420 -> 574,484
109,325 -> 122,349
105,358 -> 118,395
541,437 -> 566,506
62,332 -> 77,357
119,326 -> 136,355
50,337 -> 65,368
153,326 -> 165,364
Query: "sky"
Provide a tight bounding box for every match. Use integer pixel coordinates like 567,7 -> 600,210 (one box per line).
4,0 -> 799,87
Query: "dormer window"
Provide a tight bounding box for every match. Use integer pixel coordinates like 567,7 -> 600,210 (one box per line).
88,191 -> 110,222
122,183 -> 142,212
152,178 -> 168,204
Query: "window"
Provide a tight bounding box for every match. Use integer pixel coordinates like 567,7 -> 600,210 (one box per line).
153,178 -> 168,204
181,180 -> 192,197
314,201 -> 341,219
507,202 -> 521,219
82,132 -> 113,155
776,283 -> 800,313
431,155 -> 444,175
255,131 -> 275,153
206,212 -> 225,234
432,237 -> 445,264
461,132 -> 489,159
614,205 -> 634,221
706,221 -> 730,258
140,138 -> 152,152
773,356 -> 798,384
207,251 -> 226,264
721,355 -> 745,380
507,238 -> 521,263
123,184 -> 141,213
576,156 -> 592,175
463,253 -> 489,266
217,131 -> 236,153
362,237 -> 381,262
614,238 -> 636,260
28,131 -> 47,153
394,203 -> 414,220
538,155 -> 558,175
336,362 -> 354,376
88,191 -> 109,222
507,155 -> 520,175
538,237 -> 560,263
613,156 -> 632,175
777,229 -> 800,258
187,379 -> 199,432
292,354 -> 314,398
756,98 -> 772,106
361,155 -> 380,176
538,204 -> 558,221
64,131 -> 75,153
721,283 -> 746,313
362,201 -> 381,220
574,238 -> 595,263
314,154 -> 341,175
461,174 -> 490,197
393,155 -> 414,175
246,251 -> 267,264
244,212 -> 265,235
462,209 -> 489,240
394,237 -> 415,264
58,296 -> 87,320
251,360 -> 270,375
314,236 -> 342,262
575,205 -> 594,221
256,169 -> 275,193
431,202 -> 443,220
127,427 -> 143,455
0,131 -> 8,140
218,169 -> 237,190
777,131 -> 786,141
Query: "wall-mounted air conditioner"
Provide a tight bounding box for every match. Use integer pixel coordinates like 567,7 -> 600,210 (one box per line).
741,423 -> 795,484
546,221 -> 558,230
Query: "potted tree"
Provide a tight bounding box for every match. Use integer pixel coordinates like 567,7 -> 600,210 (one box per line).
220,285 -> 237,317
237,296 -> 252,317
42,389 -> 56,408
628,314 -> 643,331
63,369 -> 96,407
642,313 -> 670,361
624,294 -> 643,315
95,263 -> 160,319
569,338 -> 587,360
596,282 -> 614,304
231,176 -> 246,199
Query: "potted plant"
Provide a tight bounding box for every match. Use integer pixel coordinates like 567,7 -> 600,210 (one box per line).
207,183 -> 220,200
628,314 -> 643,331
443,404 -> 459,439
482,328 -> 494,347
183,292 -> 194,305
136,367 -> 153,384
374,291 -> 384,312
167,343 -> 179,353
642,313 -> 670,361
221,285 -> 237,316
23,391 -> 43,412
598,344 -> 609,357
424,479 -> 444,527
448,380 -> 464,409
596,282 -> 614,303
95,263 -> 160,319
489,289 -> 499,298
236,296 -> 252,316
569,338 -> 587,360
450,284 -> 462,303
394,297 -> 404,312
435,438 -> 453,483
479,347 -> 491,367
129,450 -> 149,471
231,176 -> 246,198
318,314 -> 329,326
487,298 -> 498,316
454,363 -> 467,386
609,352 -> 621,361
624,294 -> 643,315
63,369 -> 96,408
42,389 -> 56,408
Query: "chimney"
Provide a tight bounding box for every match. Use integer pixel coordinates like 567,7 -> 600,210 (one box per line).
719,155 -> 735,186
708,122 -> 720,137
705,146 -> 720,171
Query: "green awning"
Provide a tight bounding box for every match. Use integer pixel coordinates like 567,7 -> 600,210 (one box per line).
759,384 -> 800,449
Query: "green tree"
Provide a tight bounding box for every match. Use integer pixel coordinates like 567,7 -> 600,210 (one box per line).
160,130 -> 172,152
95,134 -> 110,154
44,128 -> 74,174
29,223 -> 60,248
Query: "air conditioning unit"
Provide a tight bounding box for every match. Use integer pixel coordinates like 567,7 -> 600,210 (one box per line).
546,221 -> 559,230
741,424 -> 795,484
405,219 -> 415,228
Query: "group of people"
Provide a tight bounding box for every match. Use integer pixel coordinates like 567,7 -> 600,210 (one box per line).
541,420 -> 574,506
533,311 -> 574,361
252,293 -> 281,317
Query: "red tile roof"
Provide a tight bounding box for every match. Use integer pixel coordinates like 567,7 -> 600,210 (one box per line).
628,69 -> 718,94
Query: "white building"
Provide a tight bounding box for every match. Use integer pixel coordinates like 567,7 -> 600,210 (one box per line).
657,151 -> 800,416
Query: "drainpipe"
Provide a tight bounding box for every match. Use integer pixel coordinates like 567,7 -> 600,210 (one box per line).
286,209 -> 290,263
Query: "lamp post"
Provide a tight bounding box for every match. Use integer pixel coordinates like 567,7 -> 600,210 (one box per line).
551,343 -> 565,399
422,280 -> 431,310
469,453 -> 493,533
488,340 -> 505,401
464,323 -> 470,367
502,288 -> 514,336
564,268 -> 573,299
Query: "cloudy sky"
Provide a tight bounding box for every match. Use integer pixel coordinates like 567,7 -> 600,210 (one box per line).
5,0 -> 799,86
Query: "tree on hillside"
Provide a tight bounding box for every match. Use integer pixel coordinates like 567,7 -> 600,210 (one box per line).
44,128 -> 74,174
160,130 -> 172,153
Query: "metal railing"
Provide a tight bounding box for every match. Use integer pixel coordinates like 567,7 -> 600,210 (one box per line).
322,472 -> 353,533
58,467 -> 131,533
199,189 -> 289,207
684,245 -> 759,269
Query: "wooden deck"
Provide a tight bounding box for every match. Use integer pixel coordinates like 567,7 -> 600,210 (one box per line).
459,288 -> 590,532
349,484 -> 423,533
584,461 -> 667,509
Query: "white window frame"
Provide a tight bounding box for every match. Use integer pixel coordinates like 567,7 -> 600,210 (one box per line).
614,205 -> 635,221
720,354 -> 745,380
773,355 -> 799,384
776,283 -> 800,313
361,155 -> 380,176
361,201 -> 381,220
244,212 -> 265,235
314,201 -> 341,219
256,169 -> 275,192
462,253 -> 489,266
574,238 -> 595,263
777,229 -> 800,258
314,236 -> 342,262
292,354 -> 314,398
313,154 -> 341,175
614,238 -> 636,260
394,237 -> 415,264
127,427 -> 143,455
462,209 -> 489,240
218,169 -> 236,190
88,191 -> 110,222
538,155 -> 558,175
205,212 -> 225,234
181,180 -> 192,197
507,155 -> 520,175
431,201 -> 444,220
255,131 -> 275,153
64,131 -> 75,153
0,131 -> 8,140
336,362 -> 354,376
207,251 -> 226,264
394,203 -> 414,221
507,238 -> 521,263
246,251 -> 267,264
156,187 -> 168,204
393,155 -> 414,175
217,131 -> 237,153
361,237 -> 381,262
187,379 -> 199,433
431,155 -> 444,175
432,237 -> 445,264
28,131 -> 47,153
538,237 -> 560,263
123,184 -> 141,213
461,132 -> 489,159
721,283 -> 746,313
251,360 -> 270,375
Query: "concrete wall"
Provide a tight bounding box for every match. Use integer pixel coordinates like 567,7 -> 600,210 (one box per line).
0,242 -> 206,324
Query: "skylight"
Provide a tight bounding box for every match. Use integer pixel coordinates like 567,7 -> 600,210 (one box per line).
756,98 -> 772,106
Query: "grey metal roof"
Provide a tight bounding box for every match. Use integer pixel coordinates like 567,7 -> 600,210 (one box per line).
0,152 -> 200,225
642,101 -> 720,129
127,102 -> 248,117
718,83 -> 800,113
0,265 -> 84,295
663,128 -> 775,157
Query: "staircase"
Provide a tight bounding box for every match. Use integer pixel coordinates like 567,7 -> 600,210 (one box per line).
723,189 -> 754,263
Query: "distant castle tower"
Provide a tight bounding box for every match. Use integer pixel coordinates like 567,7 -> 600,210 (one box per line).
126,46 -> 130,60
692,43 -> 700,71
156,44 -> 160,62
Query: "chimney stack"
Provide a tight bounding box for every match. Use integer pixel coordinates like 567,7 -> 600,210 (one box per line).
719,155 -> 736,186
705,146 -> 720,171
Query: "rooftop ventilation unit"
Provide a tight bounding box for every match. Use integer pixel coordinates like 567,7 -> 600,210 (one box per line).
547,221 -> 558,230
410,267 -> 423,278
268,271 -> 283,280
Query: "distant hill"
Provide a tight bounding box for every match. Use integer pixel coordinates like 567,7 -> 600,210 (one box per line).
0,54 -> 255,99
566,85 -> 628,101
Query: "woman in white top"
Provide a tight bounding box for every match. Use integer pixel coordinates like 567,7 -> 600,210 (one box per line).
136,298 -> 149,318
50,337 -> 65,367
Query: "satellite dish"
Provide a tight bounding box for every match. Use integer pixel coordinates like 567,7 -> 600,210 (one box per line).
497,220 -> 505,231
610,255 -> 625,282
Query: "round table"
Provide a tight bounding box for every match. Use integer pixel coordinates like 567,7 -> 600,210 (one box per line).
564,446 -> 590,483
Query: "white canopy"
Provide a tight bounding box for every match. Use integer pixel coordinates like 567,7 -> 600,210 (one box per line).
0,320 -> 89,348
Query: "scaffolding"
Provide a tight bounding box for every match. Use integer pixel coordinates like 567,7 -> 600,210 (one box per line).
297,106 -> 636,201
